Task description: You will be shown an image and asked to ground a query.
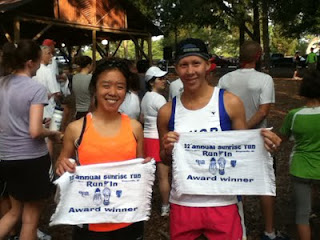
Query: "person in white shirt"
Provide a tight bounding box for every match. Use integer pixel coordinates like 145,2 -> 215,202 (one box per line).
218,41 -> 285,240
119,91 -> 140,120
33,45 -> 60,121
168,78 -> 183,101
140,66 -> 170,216
42,39 -> 70,98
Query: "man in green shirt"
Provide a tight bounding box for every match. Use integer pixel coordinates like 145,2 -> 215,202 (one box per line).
306,47 -> 317,70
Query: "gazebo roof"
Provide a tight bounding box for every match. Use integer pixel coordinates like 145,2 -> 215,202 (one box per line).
0,0 -> 162,46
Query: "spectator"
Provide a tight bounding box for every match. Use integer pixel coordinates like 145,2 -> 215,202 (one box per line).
119,59 -> 141,120
136,59 -> 150,100
306,48 -> 317,70
0,39 -> 62,240
218,40 -> 287,240
140,66 -> 170,216
72,56 -> 93,120
280,70 -> 320,240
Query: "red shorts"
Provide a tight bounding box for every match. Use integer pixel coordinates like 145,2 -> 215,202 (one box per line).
144,138 -> 161,163
170,203 -> 243,240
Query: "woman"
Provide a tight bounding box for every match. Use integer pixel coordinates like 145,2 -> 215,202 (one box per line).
140,66 -> 170,217
280,70 -> 320,240
55,58 -> 147,240
72,56 -> 93,120
0,40 -> 62,240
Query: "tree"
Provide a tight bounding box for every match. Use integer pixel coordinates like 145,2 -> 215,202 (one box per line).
271,0 -> 320,37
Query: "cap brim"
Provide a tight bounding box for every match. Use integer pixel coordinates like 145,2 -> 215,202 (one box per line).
176,53 -> 210,63
145,70 -> 168,82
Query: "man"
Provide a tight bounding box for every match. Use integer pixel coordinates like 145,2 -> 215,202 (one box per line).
157,38 -> 281,240
306,47 -> 317,70
42,39 -> 70,97
33,45 -> 60,122
218,41 -> 287,240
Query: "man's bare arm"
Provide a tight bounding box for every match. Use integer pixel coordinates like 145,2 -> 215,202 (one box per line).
247,103 -> 271,129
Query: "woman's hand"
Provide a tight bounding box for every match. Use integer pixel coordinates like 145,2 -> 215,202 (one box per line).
162,131 -> 180,157
261,128 -> 282,153
56,157 -> 76,176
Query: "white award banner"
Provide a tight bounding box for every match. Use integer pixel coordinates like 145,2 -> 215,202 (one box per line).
172,129 -> 275,196
50,158 -> 156,226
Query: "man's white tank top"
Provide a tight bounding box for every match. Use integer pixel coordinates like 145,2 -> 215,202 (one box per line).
168,87 -> 238,207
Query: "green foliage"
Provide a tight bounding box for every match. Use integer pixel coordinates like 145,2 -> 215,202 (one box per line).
270,25 -> 299,55
271,0 -> 320,37
127,0 -> 320,58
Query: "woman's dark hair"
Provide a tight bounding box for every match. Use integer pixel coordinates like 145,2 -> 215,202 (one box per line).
89,57 -> 132,98
299,70 -> 320,99
1,39 -> 41,75
146,77 -> 156,91
136,60 -> 150,73
130,72 -> 140,92
74,55 -> 92,68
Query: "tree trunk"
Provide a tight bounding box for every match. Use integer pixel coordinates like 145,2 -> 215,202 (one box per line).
239,21 -> 245,48
261,0 -> 270,70
253,0 -> 261,43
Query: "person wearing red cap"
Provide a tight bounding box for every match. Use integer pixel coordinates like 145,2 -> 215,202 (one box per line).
157,38 -> 282,240
42,39 -> 70,97
218,41 -> 287,240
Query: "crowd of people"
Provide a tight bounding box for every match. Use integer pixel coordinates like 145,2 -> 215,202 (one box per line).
0,37 -> 319,240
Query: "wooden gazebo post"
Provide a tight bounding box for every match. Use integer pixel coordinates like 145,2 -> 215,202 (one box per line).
92,30 -> 97,65
13,17 -> 20,43
147,34 -> 152,65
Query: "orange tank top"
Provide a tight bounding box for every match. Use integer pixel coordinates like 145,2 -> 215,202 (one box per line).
77,113 -> 137,232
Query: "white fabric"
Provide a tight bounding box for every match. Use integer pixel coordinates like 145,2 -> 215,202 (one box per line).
169,78 -> 183,100
33,64 -> 60,118
48,57 -> 61,92
218,68 -> 275,128
170,87 -> 237,207
173,130 -> 275,197
48,57 -> 59,76
119,91 -> 140,120
60,79 -> 71,97
50,158 -> 156,226
141,91 -> 166,139
48,58 -> 71,97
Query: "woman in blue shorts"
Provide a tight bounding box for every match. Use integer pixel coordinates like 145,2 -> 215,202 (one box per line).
0,40 -> 62,240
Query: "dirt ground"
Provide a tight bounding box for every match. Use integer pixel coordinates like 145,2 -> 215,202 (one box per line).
39,74 -> 320,240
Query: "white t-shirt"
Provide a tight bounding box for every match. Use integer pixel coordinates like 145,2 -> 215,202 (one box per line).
141,91 -> 167,139
168,78 -> 183,101
218,68 -> 275,128
119,91 -> 140,120
33,64 -> 60,119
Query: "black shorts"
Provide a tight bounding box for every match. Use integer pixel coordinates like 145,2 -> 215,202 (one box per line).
0,154 -> 54,201
0,178 -> 8,198
72,222 -> 144,240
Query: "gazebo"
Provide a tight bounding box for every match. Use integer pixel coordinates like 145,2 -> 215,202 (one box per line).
0,0 -> 162,64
